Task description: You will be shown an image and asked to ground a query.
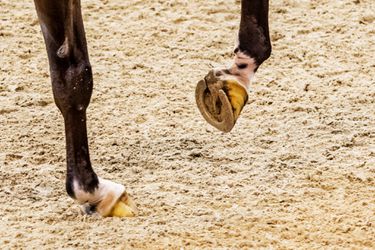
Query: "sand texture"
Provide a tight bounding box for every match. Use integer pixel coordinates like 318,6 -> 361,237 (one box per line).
0,0 -> 374,249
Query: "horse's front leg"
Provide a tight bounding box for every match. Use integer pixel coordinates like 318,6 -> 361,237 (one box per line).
33,0 -> 136,217
196,0 -> 271,132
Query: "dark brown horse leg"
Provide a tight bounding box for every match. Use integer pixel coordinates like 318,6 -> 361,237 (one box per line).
196,0 -> 271,132
33,0 -> 136,217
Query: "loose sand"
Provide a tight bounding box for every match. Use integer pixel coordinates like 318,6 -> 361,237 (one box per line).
0,0 -> 374,249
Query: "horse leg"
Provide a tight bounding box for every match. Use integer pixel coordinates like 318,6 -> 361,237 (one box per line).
33,0 -> 136,217
196,0 -> 271,132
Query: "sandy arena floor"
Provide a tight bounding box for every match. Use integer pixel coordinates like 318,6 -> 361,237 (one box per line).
0,0 -> 374,249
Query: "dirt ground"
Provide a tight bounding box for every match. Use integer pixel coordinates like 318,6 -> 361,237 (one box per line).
0,0 -> 374,249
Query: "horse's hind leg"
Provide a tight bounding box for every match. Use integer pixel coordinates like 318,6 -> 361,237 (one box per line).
33,0 -> 136,217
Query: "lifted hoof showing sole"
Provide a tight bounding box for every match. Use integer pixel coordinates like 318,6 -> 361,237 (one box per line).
195,70 -> 248,133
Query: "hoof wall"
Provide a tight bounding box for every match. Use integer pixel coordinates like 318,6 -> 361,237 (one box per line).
108,192 -> 137,217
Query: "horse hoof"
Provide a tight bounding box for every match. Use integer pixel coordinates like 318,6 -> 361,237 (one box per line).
78,178 -> 138,217
81,191 -> 137,218
109,192 -> 137,217
195,70 -> 248,132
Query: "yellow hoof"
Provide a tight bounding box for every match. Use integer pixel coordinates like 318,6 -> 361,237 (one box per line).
223,80 -> 248,121
108,193 -> 137,217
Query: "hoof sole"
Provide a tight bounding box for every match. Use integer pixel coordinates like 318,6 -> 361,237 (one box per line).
195,70 -> 248,132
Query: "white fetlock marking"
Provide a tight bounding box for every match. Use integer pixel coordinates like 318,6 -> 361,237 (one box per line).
73,178 -> 125,216
214,51 -> 257,91
230,51 -> 257,89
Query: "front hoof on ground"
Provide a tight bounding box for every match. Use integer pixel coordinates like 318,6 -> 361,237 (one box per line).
109,192 -> 137,217
78,178 -> 137,218
195,70 -> 248,132
95,190 -> 137,218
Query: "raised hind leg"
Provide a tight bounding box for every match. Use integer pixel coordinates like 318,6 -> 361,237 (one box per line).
33,0 -> 136,217
196,0 -> 271,132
